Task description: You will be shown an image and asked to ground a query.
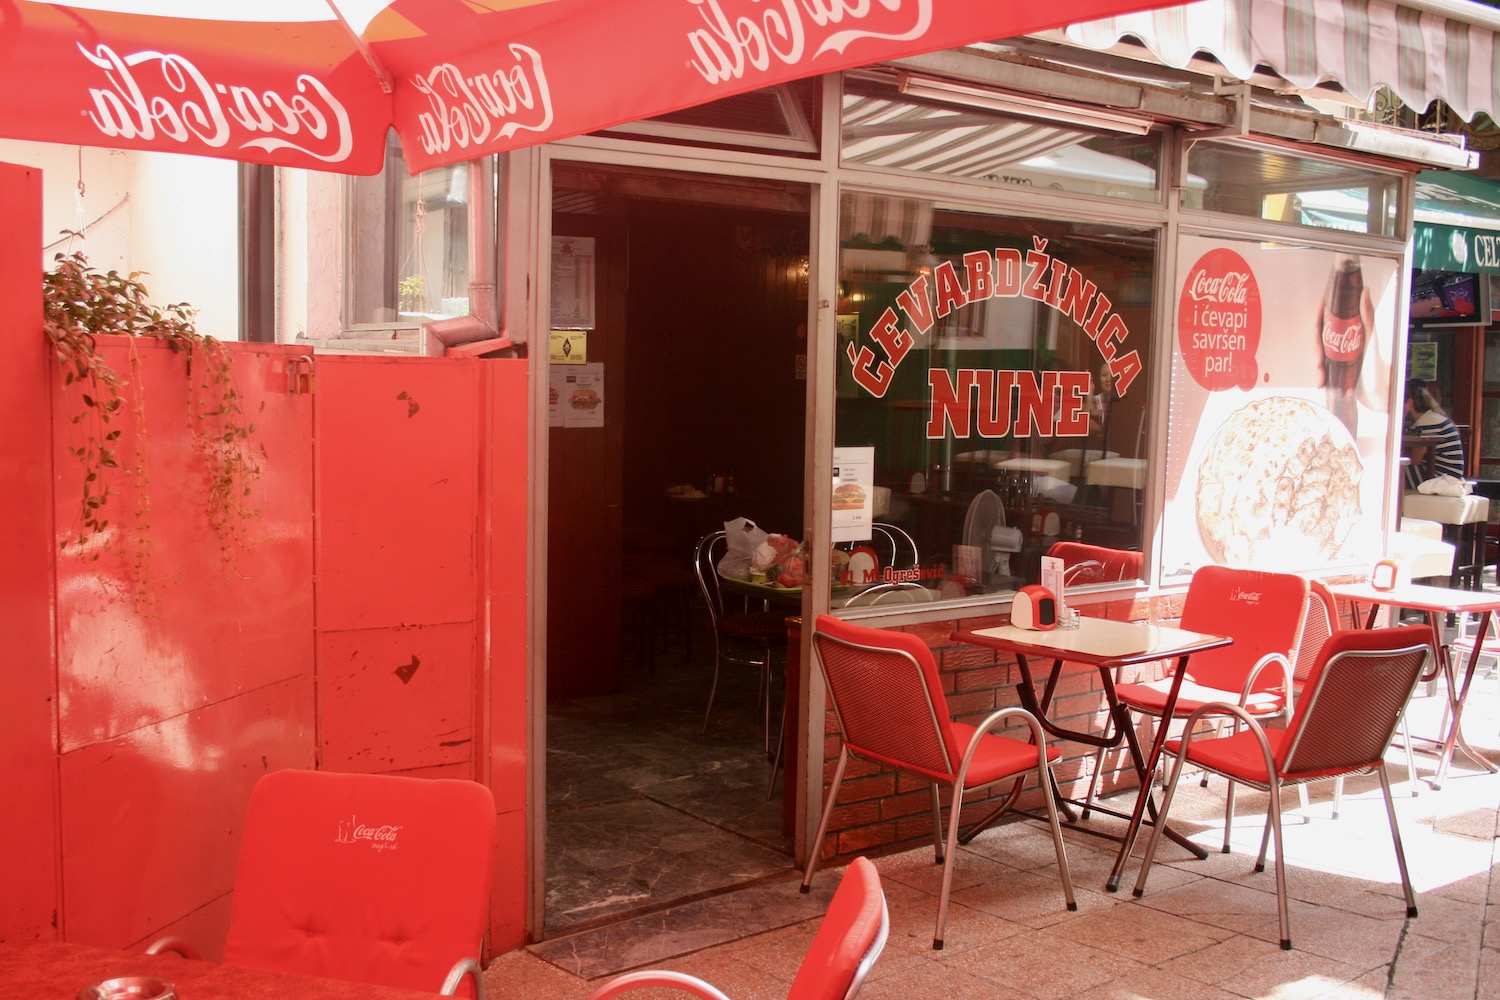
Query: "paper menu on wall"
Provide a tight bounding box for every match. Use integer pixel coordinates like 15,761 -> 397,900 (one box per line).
831,446 -> 875,544
551,363 -> 605,428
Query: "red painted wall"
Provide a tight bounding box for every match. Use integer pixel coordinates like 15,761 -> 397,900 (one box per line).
0,163 -> 531,958
0,162 -> 58,942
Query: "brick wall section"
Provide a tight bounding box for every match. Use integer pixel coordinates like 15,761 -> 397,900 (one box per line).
817,590 -> 1193,864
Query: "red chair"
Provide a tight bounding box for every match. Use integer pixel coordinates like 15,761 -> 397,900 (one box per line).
1133,624 -> 1433,950
1044,540 -> 1142,586
801,614 -> 1075,950
1295,580 -> 1419,815
154,769 -> 496,997
586,856 -> 888,1000
1108,566 -> 1307,835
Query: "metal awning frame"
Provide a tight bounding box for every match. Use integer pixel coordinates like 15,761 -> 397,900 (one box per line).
886,44 -> 1476,171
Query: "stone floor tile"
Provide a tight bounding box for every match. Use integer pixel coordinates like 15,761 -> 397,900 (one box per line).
1040,903 -> 1234,965
937,928 -> 1144,1000
1132,877 -> 1285,936
857,955 -> 1032,1000
947,862 -> 1115,929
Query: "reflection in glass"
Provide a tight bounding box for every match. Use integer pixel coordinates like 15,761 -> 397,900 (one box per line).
834,194 -> 1156,604
346,134 -> 475,328
1183,141 -> 1400,236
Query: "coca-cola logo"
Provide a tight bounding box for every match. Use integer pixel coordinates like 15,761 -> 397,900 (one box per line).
412,44 -> 554,157
1177,247 -> 1262,392
685,0 -> 933,85
1184,269 -> 1252,305
79,43 -> 352,164
1321,317 -> 1364,360
335,815 -> 403,852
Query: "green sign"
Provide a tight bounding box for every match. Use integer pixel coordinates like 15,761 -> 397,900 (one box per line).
1414,171 -> 1500,275
1408,342 -> 1438,381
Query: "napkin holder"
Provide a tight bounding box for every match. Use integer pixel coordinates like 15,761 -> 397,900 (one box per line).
1012,585 -> 1057,631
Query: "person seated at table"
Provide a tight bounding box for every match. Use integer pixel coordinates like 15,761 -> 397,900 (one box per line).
1404,379 -> 1466,491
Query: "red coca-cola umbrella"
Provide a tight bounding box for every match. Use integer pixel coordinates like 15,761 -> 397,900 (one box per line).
0,0 -> 1176,175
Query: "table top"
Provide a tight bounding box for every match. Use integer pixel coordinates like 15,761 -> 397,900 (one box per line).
953,616 -> 1231,669
1084,457 -> 1148,489
1325,580 -> 1500,614
0,940 -> 440,1000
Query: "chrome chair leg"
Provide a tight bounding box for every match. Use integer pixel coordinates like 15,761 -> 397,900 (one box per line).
801,748 -> 849,894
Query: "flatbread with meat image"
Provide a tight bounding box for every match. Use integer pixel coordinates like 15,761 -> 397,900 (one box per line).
1194,396 -> 1361,565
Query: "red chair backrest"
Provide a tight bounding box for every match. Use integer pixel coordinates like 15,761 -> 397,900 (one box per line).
787,856 -> 887,1000
1177,565 -> 1308,696
1278,625 -> 1432,778
1044,541 -> 1142,584
223,769 -> 496,994
812,614 -> 961,782
1292,579 -> 1340,685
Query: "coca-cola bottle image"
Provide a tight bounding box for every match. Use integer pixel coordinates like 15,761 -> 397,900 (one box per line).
1319,254 -> 1367,437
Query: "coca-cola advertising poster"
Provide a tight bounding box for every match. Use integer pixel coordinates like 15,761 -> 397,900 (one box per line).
1159,235 -> 1399,580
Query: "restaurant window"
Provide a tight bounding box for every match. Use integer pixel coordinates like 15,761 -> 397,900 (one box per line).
833,193 -> 1157,604
345,133 -> 478,331
841,72 -> 1164,204
600,78 -> 820,156
1182,140 -> 1401,237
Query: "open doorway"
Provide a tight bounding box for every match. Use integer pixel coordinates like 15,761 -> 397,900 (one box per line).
543,161 -> 811,936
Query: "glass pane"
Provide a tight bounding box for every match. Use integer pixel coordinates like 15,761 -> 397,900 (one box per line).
835,193 -> 1157,603
347,135 -> 473,328
1182,140 -> 1400,236
841,78 -> 1162,203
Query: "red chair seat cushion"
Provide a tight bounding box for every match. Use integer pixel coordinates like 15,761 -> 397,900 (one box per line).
1166,729 -> 1358,785
948,723 -> 1061,787
1116,677 -> 1285,719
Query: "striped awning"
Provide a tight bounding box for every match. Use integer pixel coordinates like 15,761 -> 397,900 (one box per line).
1064,0 -> 1500,123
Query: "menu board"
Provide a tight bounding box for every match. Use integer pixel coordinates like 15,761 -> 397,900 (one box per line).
549,363 -> 605,429
1159,236 -> 1400,581
831,446 -> 875,544
551,236 -> 596,330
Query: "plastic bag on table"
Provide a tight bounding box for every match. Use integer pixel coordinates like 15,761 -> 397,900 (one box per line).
718,517 -> 766,579
1417,474 -> 1473,497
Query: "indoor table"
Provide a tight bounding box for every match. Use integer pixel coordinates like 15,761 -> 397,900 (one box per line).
0,939 -> 439,999
1325,579 -> 1500,788
952,616 -> 1231,891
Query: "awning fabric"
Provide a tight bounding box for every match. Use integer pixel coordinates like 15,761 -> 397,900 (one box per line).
0,0 -> 1187,175
1065,0 -> 1500,124
1414,170 -> 1500,273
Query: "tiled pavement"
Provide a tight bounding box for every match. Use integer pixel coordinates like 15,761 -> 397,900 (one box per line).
501,627 -> 1500,1000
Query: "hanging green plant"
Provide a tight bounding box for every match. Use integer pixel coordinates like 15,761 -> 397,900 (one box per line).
43,248 -> 262,592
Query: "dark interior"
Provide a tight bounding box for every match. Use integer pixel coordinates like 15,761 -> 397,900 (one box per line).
547,163 -> 810,700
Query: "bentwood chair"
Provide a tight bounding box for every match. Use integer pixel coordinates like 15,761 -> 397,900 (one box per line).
1134,625 -> 1433,950
152,769 -> 495,997
694,531 -> 787,745
802,614 -> 1075,950
587,856 -> 888,1000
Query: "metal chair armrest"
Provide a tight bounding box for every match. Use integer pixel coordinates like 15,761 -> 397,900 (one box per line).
1175,700 -> 1278,781
143,936 -> 200,960
441,957 -> 485,999
955,705 -> 1054,790
586,970 -> 734,1000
